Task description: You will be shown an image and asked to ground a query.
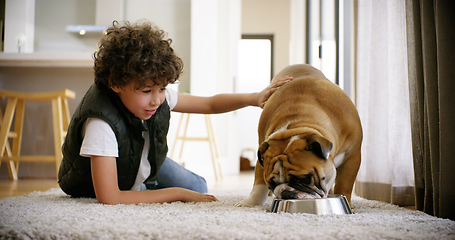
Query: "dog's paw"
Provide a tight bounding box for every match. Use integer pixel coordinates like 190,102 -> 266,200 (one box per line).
234,198 -> 261,207
236,184 -> 269,207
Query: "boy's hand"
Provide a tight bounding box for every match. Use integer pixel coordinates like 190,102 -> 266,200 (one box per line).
256,76 -> 293,108
179,188 -> 218,203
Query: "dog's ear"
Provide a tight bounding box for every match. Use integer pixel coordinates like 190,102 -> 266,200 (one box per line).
307,134 -> 333,160
257,141 -> 269,167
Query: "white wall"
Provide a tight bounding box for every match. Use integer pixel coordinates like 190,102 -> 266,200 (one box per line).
289,0 -> 306,65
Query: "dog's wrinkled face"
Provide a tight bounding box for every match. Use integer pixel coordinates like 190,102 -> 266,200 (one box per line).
258,133 -> 336,200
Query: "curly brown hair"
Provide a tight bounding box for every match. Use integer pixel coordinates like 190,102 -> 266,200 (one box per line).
94,20 -> 183,90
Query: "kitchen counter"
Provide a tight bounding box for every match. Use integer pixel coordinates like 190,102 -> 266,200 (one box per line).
0,52 -> 94,68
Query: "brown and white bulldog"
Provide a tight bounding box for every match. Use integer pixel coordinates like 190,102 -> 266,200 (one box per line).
236,64 -> 362,207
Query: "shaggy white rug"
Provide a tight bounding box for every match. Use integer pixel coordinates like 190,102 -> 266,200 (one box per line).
0,188 -> 454,240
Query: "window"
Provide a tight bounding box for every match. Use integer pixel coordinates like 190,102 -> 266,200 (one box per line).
306,0 -> 338,84
306,0 -> 354,98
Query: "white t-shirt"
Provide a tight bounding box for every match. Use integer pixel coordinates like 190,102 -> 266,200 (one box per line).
80,88 -> 178,191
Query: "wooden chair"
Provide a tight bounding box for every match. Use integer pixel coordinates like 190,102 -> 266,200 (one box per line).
0,89 -> 76,180
170,113 -> 223,181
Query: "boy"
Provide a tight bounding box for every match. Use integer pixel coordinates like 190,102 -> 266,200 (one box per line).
58,20 -> 292,205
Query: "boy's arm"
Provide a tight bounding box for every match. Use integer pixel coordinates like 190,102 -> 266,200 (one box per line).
172,76 -> 293,114
90,156 -> 217,204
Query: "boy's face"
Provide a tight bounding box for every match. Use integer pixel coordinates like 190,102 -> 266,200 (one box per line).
111,80 -> 166,120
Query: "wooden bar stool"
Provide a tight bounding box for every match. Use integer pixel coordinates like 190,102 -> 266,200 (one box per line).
170,113 -> 223,181
0,89 -> 76,180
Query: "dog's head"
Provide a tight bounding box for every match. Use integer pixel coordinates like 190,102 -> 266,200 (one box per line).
258,131 -> 336,199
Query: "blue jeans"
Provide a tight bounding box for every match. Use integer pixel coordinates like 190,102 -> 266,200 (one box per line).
142,157 -> 208,193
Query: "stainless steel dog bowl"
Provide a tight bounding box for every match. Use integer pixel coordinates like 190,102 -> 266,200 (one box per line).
270,194 -> 352,215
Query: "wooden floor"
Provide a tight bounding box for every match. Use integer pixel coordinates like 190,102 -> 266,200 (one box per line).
0,178 -> 60,199
0,172 -> 255,199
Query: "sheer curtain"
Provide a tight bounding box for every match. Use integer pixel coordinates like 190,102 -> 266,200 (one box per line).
406,0 -> 455,220
354,0 -> 415,206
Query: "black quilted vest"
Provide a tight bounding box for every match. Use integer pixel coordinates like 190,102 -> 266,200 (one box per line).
58,84 -> 170,198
